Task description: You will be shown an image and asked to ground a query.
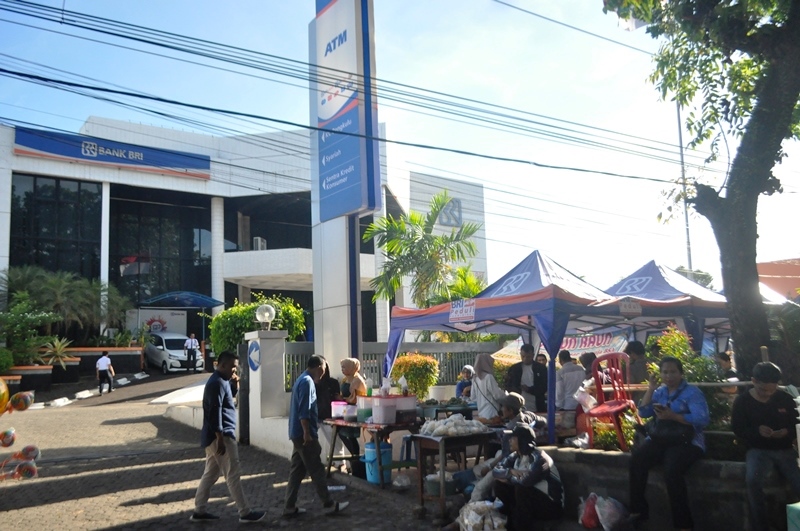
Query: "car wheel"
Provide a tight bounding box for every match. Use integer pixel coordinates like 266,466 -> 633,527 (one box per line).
162,361 -> 169,375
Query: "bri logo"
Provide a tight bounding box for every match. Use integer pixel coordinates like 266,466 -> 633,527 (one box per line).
615,277 -> 652,295
492,272 -> 531,297
324,30 -> 346,56
82,141 -> 98,157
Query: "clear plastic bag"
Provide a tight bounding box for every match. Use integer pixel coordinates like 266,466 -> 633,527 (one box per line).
456,501 -> 507,530
595,496 -> 629,531
574,387 -> 598,412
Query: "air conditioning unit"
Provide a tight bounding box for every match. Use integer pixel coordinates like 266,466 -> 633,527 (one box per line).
253,236 -> 267,251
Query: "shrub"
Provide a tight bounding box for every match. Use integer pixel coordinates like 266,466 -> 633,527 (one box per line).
207,293 -> 306,354
493,359 -> 514,387
0,347 -> 13,374
391,354 -> 439,399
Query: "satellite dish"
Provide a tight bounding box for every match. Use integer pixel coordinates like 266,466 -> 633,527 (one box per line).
255,304 -> 276,330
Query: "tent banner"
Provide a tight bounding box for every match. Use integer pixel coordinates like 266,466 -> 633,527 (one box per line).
553,330 -> 629,358
449,299 -> 476,322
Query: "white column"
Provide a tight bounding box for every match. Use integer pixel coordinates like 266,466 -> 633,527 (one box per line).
0,127 -> 13,278
100,181 -> 110,286
211,197 -> 225,315
374,186 -> 390,341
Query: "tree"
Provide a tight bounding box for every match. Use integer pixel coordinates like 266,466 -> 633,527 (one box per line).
605,1 -> 800,381
363,190 -> 482,308
674,266 -> 714,289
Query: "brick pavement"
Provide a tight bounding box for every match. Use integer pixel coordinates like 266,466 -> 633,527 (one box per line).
0,377 -> 441,530
1,375 -> 588,530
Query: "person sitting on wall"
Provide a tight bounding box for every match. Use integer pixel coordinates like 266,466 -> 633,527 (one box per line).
624,341 -> 649,384
504,343 -> 548,413
492,423 -> 564,530
455,365 -> 475,399
732,361 -> 800,531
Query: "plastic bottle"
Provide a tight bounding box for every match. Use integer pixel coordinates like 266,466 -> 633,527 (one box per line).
366,377 -> 373,396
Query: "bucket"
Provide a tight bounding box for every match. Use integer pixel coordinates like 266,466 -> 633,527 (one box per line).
362,442 -> 392,484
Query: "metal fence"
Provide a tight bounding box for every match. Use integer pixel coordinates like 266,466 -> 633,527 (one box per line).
283,341 -> 498,391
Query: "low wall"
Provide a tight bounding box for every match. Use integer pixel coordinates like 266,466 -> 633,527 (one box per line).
548,447 -> 794,530
67,347 -> 142,375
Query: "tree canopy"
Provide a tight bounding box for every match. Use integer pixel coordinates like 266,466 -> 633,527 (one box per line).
363,190 -> 482,308
605,0 -> 800,380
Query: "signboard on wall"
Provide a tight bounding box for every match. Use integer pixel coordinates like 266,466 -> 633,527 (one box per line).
14,127 -> 211,179
126,309 -> 188,336
312,0 -> 381,222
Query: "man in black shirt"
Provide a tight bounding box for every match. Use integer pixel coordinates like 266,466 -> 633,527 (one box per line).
731,362 -> 800,531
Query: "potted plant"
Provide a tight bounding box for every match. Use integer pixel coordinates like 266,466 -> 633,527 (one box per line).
390,353 -> 439,400
42,337 -> 80,384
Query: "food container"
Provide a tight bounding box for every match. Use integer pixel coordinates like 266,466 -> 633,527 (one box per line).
393,395 -> 417,411
356,407 -> 372,422
372,400 -> 396,424
343,404 -> 358,421
395,409 -> 417,424
331,401 -> 347,418
357,395 -> 373,410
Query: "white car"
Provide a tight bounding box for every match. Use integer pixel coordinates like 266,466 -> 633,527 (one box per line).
145,332 -> 204,374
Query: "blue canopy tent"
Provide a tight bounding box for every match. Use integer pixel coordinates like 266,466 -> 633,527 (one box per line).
382,250 -> 614,443
599,261 -> 730,352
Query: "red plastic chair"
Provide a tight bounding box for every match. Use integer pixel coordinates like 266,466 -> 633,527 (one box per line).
586,352 -> 637,451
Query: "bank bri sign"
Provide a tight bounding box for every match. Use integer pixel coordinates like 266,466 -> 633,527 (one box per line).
312,0 -> 381,222
14,127 -> 211,179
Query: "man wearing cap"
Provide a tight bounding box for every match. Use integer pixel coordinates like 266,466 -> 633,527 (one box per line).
493,423 -> 564,529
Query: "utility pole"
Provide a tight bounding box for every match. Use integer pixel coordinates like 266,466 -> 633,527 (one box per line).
676,102 -> 694,280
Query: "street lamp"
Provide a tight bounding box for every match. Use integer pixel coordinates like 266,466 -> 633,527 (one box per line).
255,304 -> 276,331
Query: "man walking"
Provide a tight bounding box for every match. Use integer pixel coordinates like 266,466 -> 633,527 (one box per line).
184,333 -> 200,372
191,351 -> 265,523
96,351 -> 115,395
284,355 -> 348,517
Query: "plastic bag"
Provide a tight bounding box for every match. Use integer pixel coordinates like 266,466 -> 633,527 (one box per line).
574,387 -> 598,412
392,474 -> 411,488
595,496 -> 630,531
578,492 -> 600,528
456,501 -> 507,530
565,432 -> 590,449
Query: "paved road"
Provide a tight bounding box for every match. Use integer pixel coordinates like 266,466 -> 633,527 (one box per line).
0,372 -> 439,530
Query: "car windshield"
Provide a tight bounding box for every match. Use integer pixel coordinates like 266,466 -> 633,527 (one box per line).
165,339 -> 187,350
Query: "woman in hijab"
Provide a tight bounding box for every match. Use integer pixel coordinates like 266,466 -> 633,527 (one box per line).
470,353 -> 507,423
339,358 -> 367,457
456,365 -> 475,399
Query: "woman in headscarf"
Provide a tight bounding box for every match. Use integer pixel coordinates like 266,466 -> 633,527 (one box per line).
339,358 -> 367,457
455,365 -> 475,399
470,353 -> 506,423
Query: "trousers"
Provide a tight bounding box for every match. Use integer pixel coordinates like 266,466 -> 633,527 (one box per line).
746,448 -> 800,531
98,370 -> 113,393
284,437 -> 331,510
194,436 -> 250,517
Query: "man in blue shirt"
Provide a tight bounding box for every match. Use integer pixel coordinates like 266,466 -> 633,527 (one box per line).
191,351 -> 265,524
284,355 -> 349,517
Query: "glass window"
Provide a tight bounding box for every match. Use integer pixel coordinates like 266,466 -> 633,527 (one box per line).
36,177 -> 56,200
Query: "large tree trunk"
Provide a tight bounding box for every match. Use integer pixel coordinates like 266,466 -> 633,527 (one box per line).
692,48 -> 800,379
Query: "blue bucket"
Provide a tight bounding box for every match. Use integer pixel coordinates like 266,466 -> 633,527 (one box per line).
361,442 -> 392,484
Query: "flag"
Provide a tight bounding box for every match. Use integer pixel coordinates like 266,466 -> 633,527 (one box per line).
120,254 -> 151,276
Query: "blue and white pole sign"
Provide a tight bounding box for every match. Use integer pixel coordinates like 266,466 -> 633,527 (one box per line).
312,0 -> 381,222
247,340 -> 261,372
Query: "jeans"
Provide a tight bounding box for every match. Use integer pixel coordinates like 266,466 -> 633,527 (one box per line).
284,438 -> 332,510
194,436 -> 250,517
746,448 -> 800,531
187,349 -> 197,371
629,439 -> 703,529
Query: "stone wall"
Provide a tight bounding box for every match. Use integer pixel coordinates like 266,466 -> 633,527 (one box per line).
546,446 -> 794,530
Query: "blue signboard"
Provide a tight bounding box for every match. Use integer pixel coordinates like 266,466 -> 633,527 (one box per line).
313,0 -> 381,222
14,127 -> 211,179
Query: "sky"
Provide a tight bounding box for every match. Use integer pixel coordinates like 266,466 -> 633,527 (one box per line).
1,0 -> 798,291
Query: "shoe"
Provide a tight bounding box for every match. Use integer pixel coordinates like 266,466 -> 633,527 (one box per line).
190,512 -> 220,522
239,511 -> 266,523
282,507 -> 306,517
109,388 -> 114,392
323,501 -> 349,515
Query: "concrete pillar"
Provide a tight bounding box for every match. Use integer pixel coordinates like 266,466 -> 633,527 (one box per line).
100,181 -> 110,286
374,186 -> 390,341
0,127 -> 12,278
243,330 -> 288,418
210,197 -> 225,314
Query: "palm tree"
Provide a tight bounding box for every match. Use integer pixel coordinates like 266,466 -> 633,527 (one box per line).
364,190 -> 481,308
